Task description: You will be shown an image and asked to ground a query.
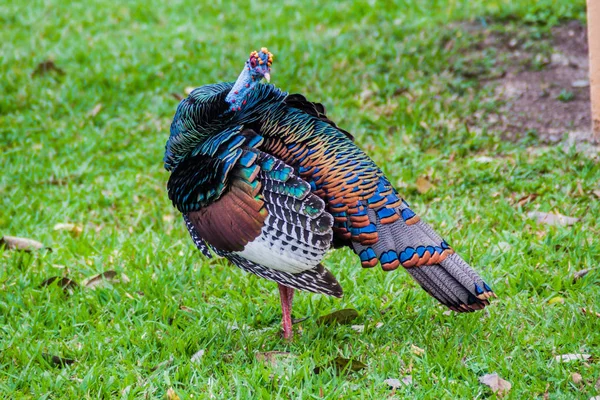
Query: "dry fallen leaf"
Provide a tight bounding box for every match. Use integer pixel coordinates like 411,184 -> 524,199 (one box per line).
582,308 -> 600,318
43,353 -> 75,368
84,271 -> 118,288
151,355 -> 174,372
479,373 -> 512,394
593,190 -> 600,199
516,193 -> 539,207
191,349 -> 204,364
571,80 -> 589,88
595,377 -> 600,391
384,378 -> 402,389
1,235 -> 45,251
415,177 -> 434,194
573,269 -> 592,283
314,357 -> 366,374
89,104 -> 102,118
385,376 -> 413,388
32,60 -> 65,76
171,93 -> 184,101
411,344 -> 425,356
351,325 -> 364,333
255,351 -> 295,367
527,211 -> 579,226
292,316 -> 309,325
554,354 -> 591,363
317,309 -> 359,325
474,156 -> 495,163
39,276 -> 78,292
572,372 -> 583,384
53,223 -> 83,235
166,387 -> 180,400
184,86 -> 196,95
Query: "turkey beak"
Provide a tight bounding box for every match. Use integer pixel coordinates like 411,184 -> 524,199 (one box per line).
263,72 -> 270,83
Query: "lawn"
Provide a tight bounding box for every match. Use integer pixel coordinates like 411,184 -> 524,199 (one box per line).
1,0 -> 598,398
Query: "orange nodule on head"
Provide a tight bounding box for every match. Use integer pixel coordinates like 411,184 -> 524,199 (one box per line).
250,47 -> 274,67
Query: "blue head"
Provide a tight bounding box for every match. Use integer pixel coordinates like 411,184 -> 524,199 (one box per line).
225,47 -> 273,110
246,47 -> 273,82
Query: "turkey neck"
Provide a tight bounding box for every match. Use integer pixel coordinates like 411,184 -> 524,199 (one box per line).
225,67 -> 257,110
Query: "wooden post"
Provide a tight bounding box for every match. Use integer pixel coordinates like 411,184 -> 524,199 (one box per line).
588,0 -> 600,140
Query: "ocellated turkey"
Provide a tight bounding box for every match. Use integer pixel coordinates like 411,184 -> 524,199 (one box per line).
164,48 -> 495,339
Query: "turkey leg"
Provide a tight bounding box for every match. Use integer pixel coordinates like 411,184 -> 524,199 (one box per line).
277,284 -> 295,340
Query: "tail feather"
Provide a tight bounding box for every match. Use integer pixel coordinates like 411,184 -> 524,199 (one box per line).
352,199 -> 495,312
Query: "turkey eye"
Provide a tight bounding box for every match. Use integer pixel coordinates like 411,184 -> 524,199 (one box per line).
250,58 -> 257,68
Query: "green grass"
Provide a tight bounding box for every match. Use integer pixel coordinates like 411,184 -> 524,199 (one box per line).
1,0 -> 598,398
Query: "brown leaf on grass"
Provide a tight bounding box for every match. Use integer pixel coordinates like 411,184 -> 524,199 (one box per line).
411,344 -> 425,356
527,211 -> 579,226
516,193 -> 539,207
384,378 -> 402,389
166,387 -> 180,400
384,376 -> 413,389
292,316 -> 309,325
184,86 -> 195,95
255,351 -> 295,367
573,269 -> 591,283
190,349 -> 205,364
32,60 -> 65,76
171,93 -> 184,101
593,190 -> 600,199
595,377 -> 600,390
572,372 -> 583,384
474,155 -> 495,163
571,80 -> 589,88
42,353 -> 75,368
316,309 -> 359,325
120,273 -> 131,284
415,177 -> 434,194
84,270 -> 118,288
39,276 -> 78,291
150,355 -> 173,372
313,356 -> 366,374
479,373 -> 512,394
1,235 -> 45,251
88,104 -> 102,118
554,354 -> 591,362
53,223 -> 83,235
582,308 -> 600,318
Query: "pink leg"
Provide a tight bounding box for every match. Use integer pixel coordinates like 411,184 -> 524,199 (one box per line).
277,284 -> 295,340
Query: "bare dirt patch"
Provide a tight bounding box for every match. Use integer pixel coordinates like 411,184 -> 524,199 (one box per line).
486,21 -> 591,142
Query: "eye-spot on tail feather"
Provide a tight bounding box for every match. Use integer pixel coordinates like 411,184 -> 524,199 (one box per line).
351,199 -> 495,311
